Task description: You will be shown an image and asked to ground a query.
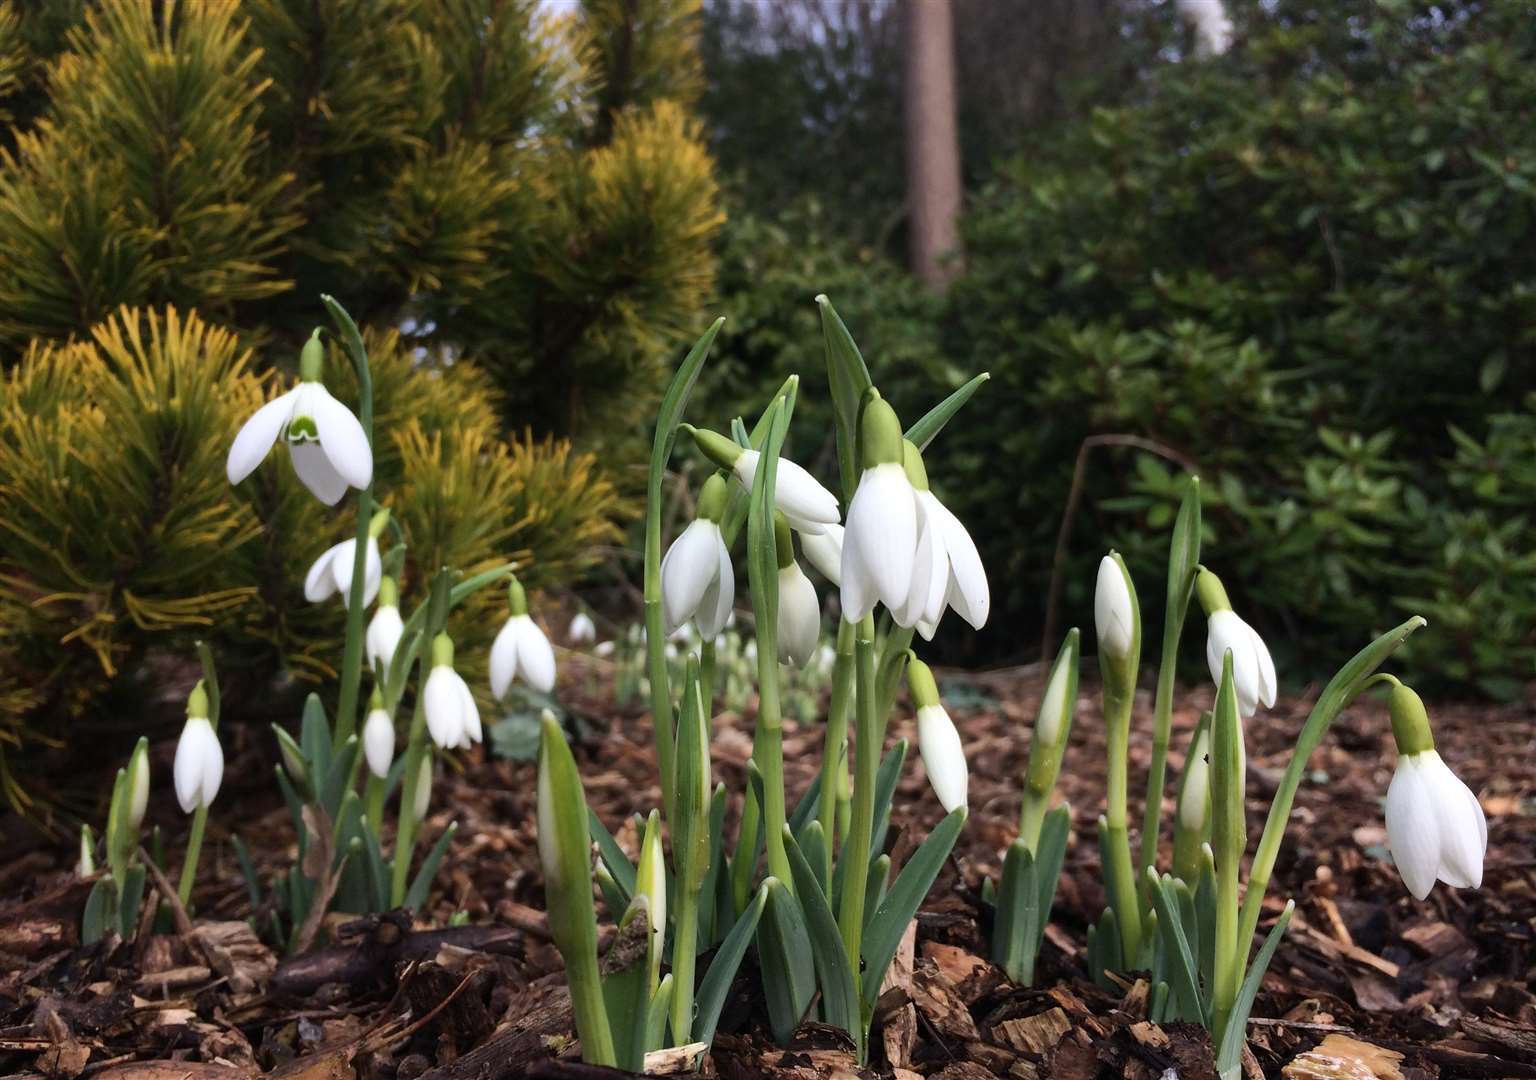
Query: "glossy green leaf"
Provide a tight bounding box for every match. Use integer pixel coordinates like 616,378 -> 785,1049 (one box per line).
1216,901 -> 1295,1077
784,825 -> 861,1058
758,879 -> 816,1044
695,881 -> 768,1047
905,372 -> 991,451
861,807 -> 966,1011
404,822 -> 458,911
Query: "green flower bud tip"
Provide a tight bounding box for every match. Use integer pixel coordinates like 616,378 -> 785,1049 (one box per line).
684,425 -> 744,470
273,726 -> 308,785
299,329 -> 324,382
368,507 -> 391,539
901,439 -> 930,491
368,686 -> 385,711
859,393 -> 904,468
186,679 -> 210,720
696,472 -> 729,522
1194,566 -> 1232,615
508,576 -> 528,616
906,653 -> 941,710
1378,675 -> 1435,755
431,632 -> 455,668
378,575 -> 399,608
773,511 -> 794,569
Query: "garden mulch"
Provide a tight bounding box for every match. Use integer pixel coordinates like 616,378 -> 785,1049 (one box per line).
1,654 -> 1533,1079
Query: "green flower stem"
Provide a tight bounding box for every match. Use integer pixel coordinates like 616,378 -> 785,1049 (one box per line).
836,615 -> 878,980
177,807 -> 207,909
364,772 -> 387,838
1209,653 -> 1245,1044
700,637 -> 717,711
643,604 -> 674,826
321,298 -> 374,752
818,618 -> 856,880
1103,673 -> 1143,964
669,893 -> 700,1042
1233,616 -> 1426,971
390,570 -> 452,907
753,660 -> 792,890
875,622 -> 915,724
1141,478 -> 1200,899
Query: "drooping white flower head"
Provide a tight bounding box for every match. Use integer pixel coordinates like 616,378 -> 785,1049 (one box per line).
363,701 -> 395,779
842,395 -> 918,622
1380,679 -> 1486,900
685,425 -> 839,535
896,442 -> 988,639
798,523 -> 844,585
1175,0 -> 1234,57
226,332 -> 373,505
776,557 -> 821,668
568,611 -> 597,645
909,656 -> 967,812
1197,569 -> 1276,718
490,578 -> 557,697
305,509 -> 389,610
366,576 -> 404,674
1094,554 -> 1137,660
660,474 -> 735,638
173,682 -> 223,813
423,633 -> 482,749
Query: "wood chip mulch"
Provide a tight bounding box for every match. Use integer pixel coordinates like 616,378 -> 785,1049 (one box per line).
1,656 -> 1532,1079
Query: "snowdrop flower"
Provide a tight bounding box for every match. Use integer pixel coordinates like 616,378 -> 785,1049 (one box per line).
1381,679 -> 1486,900
1196,568 -> 1276,718
909,656 -> 966,812
684,426 -> 840,535
896,440 -> 988,639
772,515 -> 821,667
490,578 -> 557,697
660,474 -> 735,637
798,523 -> 844,585
125,738 -> 150,829
1094,553 -> 1138,660
568,611 -> 596,645
1175,0 -> 1234,57
305,508 -> 389,609
226,331 -> 372,505
173,682 -> 223,813
363,695 -> 394,779
842,394 -> 918,622
424,633 -> 481,749
366,575 -> 404,674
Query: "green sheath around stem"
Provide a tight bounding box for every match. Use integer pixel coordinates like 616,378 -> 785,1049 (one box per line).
836,615 -> 878,985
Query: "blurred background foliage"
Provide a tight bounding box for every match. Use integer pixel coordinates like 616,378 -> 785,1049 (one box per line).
3,0 -> 1534,804
0,0 -> 700,785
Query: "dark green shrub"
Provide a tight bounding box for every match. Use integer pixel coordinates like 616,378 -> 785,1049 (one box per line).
940,0 -> 1536,694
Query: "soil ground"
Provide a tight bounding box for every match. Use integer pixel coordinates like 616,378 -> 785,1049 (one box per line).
1,656 -> 1533,1079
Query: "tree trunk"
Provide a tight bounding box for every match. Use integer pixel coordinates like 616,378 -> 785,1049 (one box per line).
903,0 -> 964,291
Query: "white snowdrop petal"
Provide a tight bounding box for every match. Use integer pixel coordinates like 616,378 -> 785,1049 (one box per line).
771,456 -> 841,528
930,497 -> 988,629
310,386 -> 374,490
1094,556 -> 1135,657
304,542 -> 344,602
367,606 -> 404,673
569,612 -> 596,644
1386,757 -> 1442,900
776,563 -> 821,667
917,704 -> 968,812
838,542 -> 878,622
1431,756 -> 1486,889
363,710 -> 395,778
457,675 -> 482,745
424,667 -> 462,748
198,728 -> 224,807
515,616 -> 558,694
226,391 -> 295,485
288,441 -> 349,505
662,520 -> 721,633
174,724 -> 201,813
847,463 -> 916,612
696,538 -> 735,639
799,524 -> 844,585
1249,621 -> 1278,707
894,512 -> 938,629
489,618 -> 520,699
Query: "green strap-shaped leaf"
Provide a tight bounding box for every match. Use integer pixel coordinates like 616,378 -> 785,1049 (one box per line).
231,833 -> 263,910
904,372 -> 991,451
300,694 -> 331,781
81,878 -> 113,945
1032,805 -> 1072,955
404,822 -> 458,911
784,825 -> 862,1059
861,853 -> 890,935
694,881 -> 768,1047
992,840 -> 1039,983
817,294 -> 874,499
1216,901 -> 1295,1078
832,740 -> 907,907
860,807 -> 966,1011
357,819 -> 390,912
1148,871 -> 1205,1024
789,770 -> 822,834
320,735 -> 360,820
1196,848 -> 1218,995
588,806 -> 637,901
699,784 -> 729,947
757,879 -> 817,1044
